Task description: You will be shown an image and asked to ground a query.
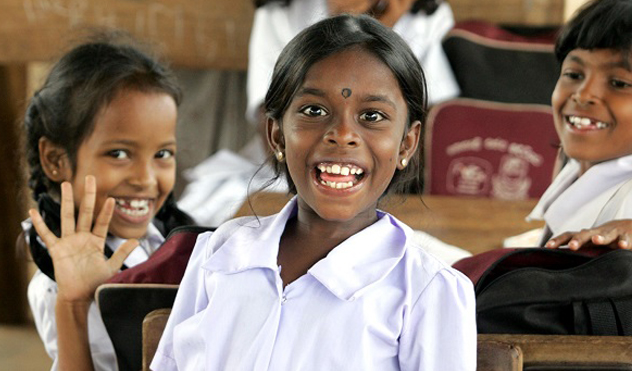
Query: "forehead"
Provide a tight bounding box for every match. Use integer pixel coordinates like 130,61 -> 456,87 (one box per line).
565,48 -> 632,70
299,47 -> 403,99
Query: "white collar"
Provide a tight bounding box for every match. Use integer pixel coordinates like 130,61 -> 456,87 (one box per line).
202,197 -> 409,301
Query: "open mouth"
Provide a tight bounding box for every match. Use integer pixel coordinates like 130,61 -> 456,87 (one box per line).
114,198 -> 152,218
316,162 -> 366,190
566,115 -> 609,130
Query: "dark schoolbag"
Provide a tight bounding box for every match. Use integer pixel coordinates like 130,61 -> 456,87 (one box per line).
453,247 -> 632,335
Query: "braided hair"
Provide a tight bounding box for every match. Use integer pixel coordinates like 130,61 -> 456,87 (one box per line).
24,33 -> 194,280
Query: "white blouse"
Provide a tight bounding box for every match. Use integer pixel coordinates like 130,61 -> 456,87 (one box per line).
152,198 -> 476,370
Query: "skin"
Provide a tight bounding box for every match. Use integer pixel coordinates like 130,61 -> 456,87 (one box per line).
267,47 -> 420,286
546,48 -> 632,250
31,89 -> 178,370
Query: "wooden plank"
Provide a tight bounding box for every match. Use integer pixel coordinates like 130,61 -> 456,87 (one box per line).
234,192 -> 542,255
0,65 -> 29,323
0,0 -> 254,70
450,0 -> 564,26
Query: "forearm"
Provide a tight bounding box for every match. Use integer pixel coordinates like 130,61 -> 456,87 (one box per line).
55,299 -> 94,371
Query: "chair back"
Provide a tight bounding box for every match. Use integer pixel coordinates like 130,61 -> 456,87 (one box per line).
142,309 -> 172,371
424,99 -> 558,200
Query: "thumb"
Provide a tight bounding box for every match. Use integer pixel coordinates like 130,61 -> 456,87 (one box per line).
107,239 -> 139,274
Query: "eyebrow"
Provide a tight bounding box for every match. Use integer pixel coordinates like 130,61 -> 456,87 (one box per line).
567,54 -> 632,71
297,88 -> 397,108
102,139 -> 177,147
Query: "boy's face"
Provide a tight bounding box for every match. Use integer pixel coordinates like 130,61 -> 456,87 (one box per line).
552,48 -> 632,173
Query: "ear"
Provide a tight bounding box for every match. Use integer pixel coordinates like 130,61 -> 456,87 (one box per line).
398,120 -> 421,170
266,117 -> 285,156
38,137 -> 72,182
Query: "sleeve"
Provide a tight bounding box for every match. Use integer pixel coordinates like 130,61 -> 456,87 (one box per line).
28,271 -> 118,371
150,233 -> 212,371
398,268 -> 477,371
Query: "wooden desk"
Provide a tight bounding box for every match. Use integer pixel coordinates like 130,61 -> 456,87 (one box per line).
235,193 -> 543,255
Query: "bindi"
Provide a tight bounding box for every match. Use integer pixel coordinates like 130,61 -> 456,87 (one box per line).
341,88 -> 352,99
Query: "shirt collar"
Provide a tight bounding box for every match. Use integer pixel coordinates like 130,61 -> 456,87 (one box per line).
202,197 -> 409,301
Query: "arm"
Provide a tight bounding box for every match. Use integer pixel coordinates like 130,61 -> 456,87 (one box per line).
398,269 -> 476,371
545,219 -> 632,250
29,176 -> 136,371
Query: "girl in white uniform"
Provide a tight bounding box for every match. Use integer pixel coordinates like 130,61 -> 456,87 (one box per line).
527,0 -> 632,251
25,36 -> 193,370
152,14 -> 476,370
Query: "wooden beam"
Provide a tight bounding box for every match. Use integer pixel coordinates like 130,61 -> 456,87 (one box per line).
0,0 -> 254,70
0,65 -> 29,324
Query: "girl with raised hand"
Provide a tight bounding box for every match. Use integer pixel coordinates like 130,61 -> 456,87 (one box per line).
24,35 -> 193,370
152,14 -> 475,371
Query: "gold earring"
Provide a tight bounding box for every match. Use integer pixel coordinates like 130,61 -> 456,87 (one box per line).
400,158 -> 408,168
52,169 -> 58,176
276,151 -> 285,162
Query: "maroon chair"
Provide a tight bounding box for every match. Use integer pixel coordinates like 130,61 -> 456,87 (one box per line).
424,98 -> 559,200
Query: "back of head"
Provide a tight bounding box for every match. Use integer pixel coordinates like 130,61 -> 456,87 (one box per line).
555,0 -> 632,63
24,32 -> 182,201
264,13 -> 427,195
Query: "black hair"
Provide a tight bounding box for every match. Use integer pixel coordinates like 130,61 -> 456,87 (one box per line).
264,14 -> 427,196
253,0 -> 444,15
24,33 -> 194,280
555,0 -> 632,64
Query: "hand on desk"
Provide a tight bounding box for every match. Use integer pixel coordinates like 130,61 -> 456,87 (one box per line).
545,219 -> 632,251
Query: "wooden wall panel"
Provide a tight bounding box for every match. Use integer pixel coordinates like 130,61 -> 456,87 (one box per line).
0,0 -> 254,70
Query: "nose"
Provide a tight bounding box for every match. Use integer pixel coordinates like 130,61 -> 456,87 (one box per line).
128,159 -> 157,189
573,77 -> 602,106
323,115 -> 360,148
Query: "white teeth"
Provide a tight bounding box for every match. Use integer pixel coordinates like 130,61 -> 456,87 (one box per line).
356,169 -> 363,175
115,198 -> 150,217
320,180 -> 354,189
331,164 -> 341,174
318,165 -> 326,172
317,163 -> 364,176
568,115 -> 608,129
340,166 -> 350,176
350,168 -> 357,175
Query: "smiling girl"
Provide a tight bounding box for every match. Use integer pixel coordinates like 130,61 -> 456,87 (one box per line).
527,0 -> 632,250
152,14 -> 476,370
24,36 -> 192,370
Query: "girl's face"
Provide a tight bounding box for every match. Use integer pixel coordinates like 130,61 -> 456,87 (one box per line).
63,89 -> 177,239
552,48 -> 632,173
269,48 -> 420,229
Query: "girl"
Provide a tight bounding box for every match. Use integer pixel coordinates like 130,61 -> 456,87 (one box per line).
153,14 -> 476,370
527,0 -> 632,251
25,35 -> 193,370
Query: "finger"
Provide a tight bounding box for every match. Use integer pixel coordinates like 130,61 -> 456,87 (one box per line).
567,229 -> 595,250
106,239 -> 138,275
28,209 -> 58,247
591,228 -> 621,246
92,198 -> 115,239
60,182 -> 76,237
76,175 -> 96,232
545,232 -> 573,248
619,234 -> 631,249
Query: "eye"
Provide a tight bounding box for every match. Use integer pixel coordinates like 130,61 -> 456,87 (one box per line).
300,105 -> 327,117
562,71 -> 583,81
107,150 -> 129,160
155,149 -> 175,159
359,110 -> 386,123
610,78 -> 632,89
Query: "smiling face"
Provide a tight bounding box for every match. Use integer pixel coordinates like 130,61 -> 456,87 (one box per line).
63,89 -> 177,239
269,47 -> 420,229
552,48 -> 632,174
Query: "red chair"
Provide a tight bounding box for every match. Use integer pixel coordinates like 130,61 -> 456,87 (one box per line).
423,98 -> 559,200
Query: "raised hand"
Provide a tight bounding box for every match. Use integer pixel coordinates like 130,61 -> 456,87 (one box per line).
545,219 -> 632,251
29,175 -> 138,303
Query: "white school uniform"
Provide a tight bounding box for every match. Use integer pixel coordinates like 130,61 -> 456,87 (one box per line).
246,0 -> 460,123
26,221 -> 165,371
152,198 -> 476,371
527,154 -> 632,246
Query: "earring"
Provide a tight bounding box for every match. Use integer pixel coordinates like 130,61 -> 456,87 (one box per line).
52,169 -> 58,176
275,151 -> 285,162
400,158 -> 408,168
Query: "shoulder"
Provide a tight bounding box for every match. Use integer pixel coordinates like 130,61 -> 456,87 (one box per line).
194,214 -> 276,258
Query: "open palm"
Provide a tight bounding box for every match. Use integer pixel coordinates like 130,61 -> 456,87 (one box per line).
29,176 -> 137,303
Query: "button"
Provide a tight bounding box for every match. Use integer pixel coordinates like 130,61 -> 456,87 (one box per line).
281,296 -> 287,304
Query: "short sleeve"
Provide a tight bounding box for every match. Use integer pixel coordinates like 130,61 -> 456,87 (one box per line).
398,268 -> 476,371
150,233 -> 212,371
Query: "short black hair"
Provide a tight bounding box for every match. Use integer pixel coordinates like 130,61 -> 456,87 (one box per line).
555,0 -> 632,64
264,14 -> 427,195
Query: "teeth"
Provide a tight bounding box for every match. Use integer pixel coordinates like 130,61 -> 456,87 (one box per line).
317,163 -> 364,175
568,115 -> 608,129
320,180 -> 354,189
340,167 -> 350,176
115,198 -> 150,216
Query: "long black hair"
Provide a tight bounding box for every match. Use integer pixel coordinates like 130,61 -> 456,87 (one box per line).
555,0 -> 632,64
264,14 -> 427,196
24,33 -> 194,280
253,0 -> 444,15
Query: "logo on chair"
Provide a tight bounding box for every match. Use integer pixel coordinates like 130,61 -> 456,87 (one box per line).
447,157 -> 493,196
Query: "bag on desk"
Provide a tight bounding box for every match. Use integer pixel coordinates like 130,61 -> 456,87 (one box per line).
453,247 -> 632,335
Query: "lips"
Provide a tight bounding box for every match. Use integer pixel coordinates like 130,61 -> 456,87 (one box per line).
316,162 -> 366,190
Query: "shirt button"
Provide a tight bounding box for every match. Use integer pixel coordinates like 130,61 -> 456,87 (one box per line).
281,296 -> 287,304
